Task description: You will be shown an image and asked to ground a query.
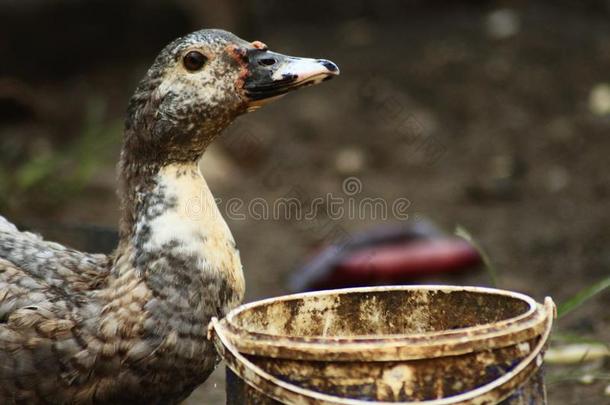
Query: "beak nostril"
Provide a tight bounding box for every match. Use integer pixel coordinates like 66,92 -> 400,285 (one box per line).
258,57 -> 277,67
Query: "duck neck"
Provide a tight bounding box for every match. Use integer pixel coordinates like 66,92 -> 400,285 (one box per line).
114,154 -> 245,326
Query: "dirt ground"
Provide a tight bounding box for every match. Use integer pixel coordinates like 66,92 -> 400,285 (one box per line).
1,1 -> 609,403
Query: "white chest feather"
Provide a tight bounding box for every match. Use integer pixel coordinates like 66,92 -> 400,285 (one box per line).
139,163 -> 244,300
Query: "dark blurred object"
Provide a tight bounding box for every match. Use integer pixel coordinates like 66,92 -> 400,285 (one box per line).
290,221 -> 482,292
177,0 -> 242,31
465,154 -> 527,203
5,0 -> 610,81
20,221 -> 118,254
0,0 -> 189,80
0,78 -> 43,125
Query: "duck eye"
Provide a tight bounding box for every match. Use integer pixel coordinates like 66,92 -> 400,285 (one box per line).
183,51 -> 207,72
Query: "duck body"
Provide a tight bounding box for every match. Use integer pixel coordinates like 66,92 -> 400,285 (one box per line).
0,162 -> 242,404
0,29 -> 338,404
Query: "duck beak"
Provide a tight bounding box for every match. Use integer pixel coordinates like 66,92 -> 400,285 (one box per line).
244,48 -> 339,109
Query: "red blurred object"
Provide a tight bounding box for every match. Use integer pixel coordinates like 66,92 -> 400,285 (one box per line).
327,239 -> 480,287
289,222 -> 482,292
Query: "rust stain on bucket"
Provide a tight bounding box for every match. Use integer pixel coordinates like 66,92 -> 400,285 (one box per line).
209,285 -> 555,404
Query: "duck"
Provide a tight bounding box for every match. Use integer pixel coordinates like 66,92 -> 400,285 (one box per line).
0,29 -> 338,404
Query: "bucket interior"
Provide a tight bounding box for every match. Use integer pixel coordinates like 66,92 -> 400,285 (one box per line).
229,288 -> 532,337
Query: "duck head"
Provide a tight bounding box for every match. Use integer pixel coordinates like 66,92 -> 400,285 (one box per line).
124,29 -> 339,163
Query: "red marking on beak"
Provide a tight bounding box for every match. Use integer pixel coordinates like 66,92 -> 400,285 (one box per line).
226,45 -> 250,100
227,44 -> 247,60
251,40 -> 268,50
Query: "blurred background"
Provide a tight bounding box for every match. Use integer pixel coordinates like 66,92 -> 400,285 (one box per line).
1,0 -> 609,403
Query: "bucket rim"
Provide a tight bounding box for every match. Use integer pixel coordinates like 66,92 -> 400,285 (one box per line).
221,285 -> 542,359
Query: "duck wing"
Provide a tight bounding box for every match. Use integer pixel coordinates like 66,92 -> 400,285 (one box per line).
0,256 -> 92,404
0,216 -> 110,293
0,216 -> 112,403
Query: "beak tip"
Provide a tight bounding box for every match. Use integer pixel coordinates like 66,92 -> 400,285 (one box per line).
319,59 -> 340,75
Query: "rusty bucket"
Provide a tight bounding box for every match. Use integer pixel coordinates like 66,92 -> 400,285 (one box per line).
209,285 -> 555,404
